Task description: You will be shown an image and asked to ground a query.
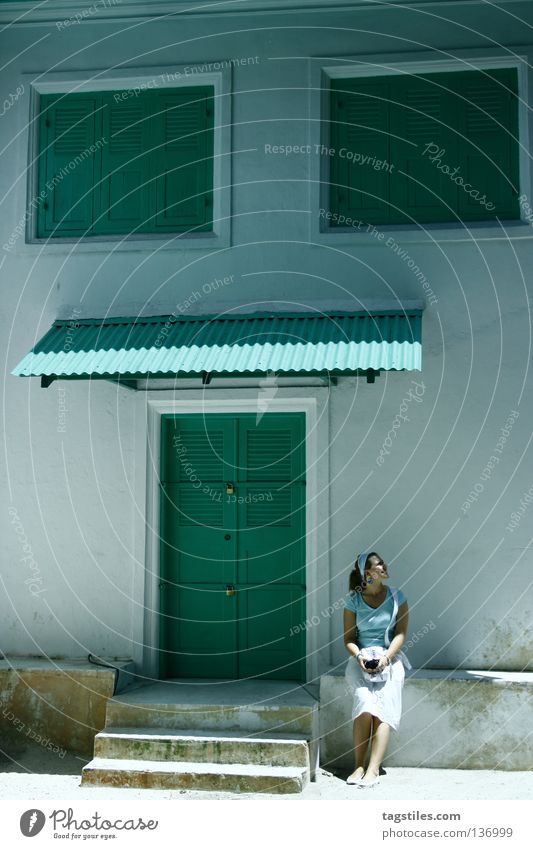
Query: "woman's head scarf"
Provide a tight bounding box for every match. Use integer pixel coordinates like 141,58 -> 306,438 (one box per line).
358,552 -> 369,573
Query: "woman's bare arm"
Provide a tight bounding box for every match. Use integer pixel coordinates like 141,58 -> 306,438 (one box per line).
344,608 -> 360,658
385,601 -> 409,662
344,608 -> 368,672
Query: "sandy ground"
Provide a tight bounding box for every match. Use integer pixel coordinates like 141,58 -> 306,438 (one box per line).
0,742 -> 532,800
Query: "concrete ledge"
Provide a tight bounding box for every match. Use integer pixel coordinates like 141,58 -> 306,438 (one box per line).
320,668 -> 533,771
0,657 -> 134,758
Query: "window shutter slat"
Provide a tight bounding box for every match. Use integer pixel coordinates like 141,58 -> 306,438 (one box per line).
151,88 -> 214,232
389,74 -> 458,224
329,80 -> 391,225
453,68 -> 519,221
96,92 -> 153,234
38,94 -> 98,237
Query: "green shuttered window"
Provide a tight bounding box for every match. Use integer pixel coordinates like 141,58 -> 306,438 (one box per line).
329,68 -> 520,225
37,87 -> 214,237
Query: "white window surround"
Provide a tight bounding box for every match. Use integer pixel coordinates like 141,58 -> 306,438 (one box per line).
308,48 -> 533,245
138,391 -> 329,682
20,63 -> 232,253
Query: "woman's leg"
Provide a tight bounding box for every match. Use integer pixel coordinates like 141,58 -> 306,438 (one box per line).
359,716 -> 391,785
347,711 -> 373,781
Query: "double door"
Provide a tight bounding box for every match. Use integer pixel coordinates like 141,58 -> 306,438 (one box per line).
159,412 -> 306,680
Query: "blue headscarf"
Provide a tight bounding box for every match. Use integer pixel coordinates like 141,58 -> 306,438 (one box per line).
358,551 -> 375,585
358,552 -> 369,573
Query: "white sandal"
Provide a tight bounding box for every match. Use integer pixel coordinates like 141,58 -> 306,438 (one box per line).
358,775 -> 380,788
346,770 -> 366,785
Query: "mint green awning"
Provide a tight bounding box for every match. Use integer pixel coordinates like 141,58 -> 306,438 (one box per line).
11,310 -> 422,384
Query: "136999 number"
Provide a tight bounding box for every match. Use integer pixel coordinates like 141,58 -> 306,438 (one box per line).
478,827 -> 513,837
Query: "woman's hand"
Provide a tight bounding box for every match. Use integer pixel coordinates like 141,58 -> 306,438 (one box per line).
374,655 -> 390,674
356,654 -> 367,672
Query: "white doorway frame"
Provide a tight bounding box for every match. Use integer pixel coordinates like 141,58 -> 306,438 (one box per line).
140,387 -> 330,683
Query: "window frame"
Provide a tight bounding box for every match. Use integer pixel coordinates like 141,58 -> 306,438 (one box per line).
308,50 -> 531,244
23,63 -> 231,252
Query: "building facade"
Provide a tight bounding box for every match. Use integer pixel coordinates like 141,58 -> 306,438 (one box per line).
2,0 -> 533,698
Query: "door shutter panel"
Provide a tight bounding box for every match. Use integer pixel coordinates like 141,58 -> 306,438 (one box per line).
96,92 -> 152,234
151,88 -> 214,232
330,79 -> 391,225
159,415 -> 236,678
38,94 -> 98,236
237,414 -> 306,680
160,415 -> 233,587
453,68 -> 519,221
389,74 -> 458,224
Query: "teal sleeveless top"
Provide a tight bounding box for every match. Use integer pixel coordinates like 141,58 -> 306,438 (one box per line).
344,586 -> 407,648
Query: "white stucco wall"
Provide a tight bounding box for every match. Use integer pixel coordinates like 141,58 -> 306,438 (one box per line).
3,378 -> 138,657
1,1 -> 533,673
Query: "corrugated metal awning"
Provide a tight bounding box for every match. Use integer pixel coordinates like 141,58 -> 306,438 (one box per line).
11,309 -> 422,386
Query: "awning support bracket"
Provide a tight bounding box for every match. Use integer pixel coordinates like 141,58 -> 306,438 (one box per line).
113,379 -> 138,391
38,370 -> 377,390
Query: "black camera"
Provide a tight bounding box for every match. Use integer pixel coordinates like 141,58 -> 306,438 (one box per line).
364,658 -> 379,669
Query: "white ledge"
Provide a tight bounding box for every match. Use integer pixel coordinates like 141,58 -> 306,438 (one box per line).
325,667 -> 533,684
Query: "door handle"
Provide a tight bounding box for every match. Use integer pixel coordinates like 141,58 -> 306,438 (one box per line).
225,584 -> 236,597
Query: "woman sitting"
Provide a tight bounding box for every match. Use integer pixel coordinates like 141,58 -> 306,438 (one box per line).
343,550 -> 410,788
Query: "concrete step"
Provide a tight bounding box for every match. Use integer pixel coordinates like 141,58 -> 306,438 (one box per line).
81,757 -> 309,794
94,727 -> 310,768
105,695 -> 316,737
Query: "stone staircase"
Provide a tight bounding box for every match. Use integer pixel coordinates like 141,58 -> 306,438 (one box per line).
81,680 -> 318,794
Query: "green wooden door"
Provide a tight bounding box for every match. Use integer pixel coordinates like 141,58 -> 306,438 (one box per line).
159,413 -> 306,681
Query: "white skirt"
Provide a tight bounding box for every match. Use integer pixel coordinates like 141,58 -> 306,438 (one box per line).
344,655 -> 406,731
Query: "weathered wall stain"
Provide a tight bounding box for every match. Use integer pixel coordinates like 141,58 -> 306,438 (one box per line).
0,667 -> 115,758
476,616 -> 533,671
